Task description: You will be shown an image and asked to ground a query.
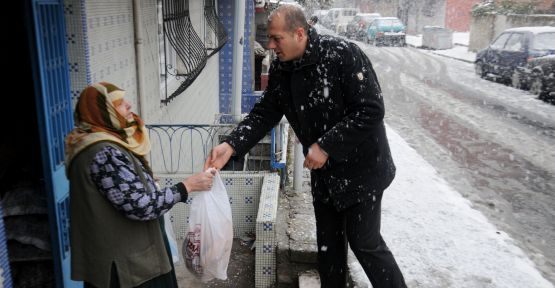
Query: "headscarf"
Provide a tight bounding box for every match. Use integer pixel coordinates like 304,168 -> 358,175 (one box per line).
64,82 -> 151,169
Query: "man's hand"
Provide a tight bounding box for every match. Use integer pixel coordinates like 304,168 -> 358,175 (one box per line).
304,143 -> 328,170
204,142 -> 235,170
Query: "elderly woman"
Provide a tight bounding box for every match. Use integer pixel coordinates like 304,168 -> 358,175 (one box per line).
65,82 -> 215,288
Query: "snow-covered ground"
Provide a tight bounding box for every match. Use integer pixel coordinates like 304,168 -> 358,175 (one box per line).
431,45 -> 476,63
348,127 -> 553,288
372,46 -> 554,126
312,25 -> 554,287
407,32 -> 476,63
406,34 -> 423,48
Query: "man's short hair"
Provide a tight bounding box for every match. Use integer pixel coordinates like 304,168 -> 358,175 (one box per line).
269,4 -> 309,33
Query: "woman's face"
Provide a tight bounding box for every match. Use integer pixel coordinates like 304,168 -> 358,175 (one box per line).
115,98 -> 133,121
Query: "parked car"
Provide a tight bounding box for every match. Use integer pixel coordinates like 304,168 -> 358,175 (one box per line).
475,26 -> 555,85
513,55 -> 555,103
322,7 -> 359,33
366,17 -> 406,46
345,13 -> 381,40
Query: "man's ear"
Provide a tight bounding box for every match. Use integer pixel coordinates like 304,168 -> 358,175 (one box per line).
295,27 -> 305,41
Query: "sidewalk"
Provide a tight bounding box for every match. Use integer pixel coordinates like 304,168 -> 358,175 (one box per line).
285,126 -> 553,287
406,32 -> 476,63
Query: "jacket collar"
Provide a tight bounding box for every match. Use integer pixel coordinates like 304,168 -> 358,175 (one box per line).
276,27 -> 320,72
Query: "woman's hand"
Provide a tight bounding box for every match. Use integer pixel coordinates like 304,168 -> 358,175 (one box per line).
182,168 -> 217,192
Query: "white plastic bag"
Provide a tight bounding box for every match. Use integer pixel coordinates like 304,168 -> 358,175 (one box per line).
184,171 -> 233,281
163,213 -> 180,264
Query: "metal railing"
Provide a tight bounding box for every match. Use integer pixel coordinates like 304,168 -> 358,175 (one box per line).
161,0 -> 207,103
271,120 -> 288,170
204,0 -> 227,57
145,123 -> 288,175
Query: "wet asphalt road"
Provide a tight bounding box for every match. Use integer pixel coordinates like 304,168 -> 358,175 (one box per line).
363,45 -> 555,283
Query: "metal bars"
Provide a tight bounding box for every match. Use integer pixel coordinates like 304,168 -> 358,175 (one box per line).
204,0 -> 228,56
161,0 -> 207,103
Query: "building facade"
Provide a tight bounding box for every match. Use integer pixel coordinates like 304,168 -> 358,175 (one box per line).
2,0 -> 258,286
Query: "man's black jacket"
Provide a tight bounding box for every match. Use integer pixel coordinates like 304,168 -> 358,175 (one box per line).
226,28 -> 396,210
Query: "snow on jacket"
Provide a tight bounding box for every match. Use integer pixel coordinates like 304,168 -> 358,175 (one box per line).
225,28 -> 396,210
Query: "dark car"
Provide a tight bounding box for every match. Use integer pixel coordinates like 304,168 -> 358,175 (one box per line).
475,26 -> 555,84
513,55 -> 555,103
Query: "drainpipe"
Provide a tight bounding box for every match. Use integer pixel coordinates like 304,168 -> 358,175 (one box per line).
231,0 -> 245,122
133,0 -> 147,121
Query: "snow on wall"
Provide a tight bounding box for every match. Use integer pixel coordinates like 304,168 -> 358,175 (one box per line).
469,13 -> 555,52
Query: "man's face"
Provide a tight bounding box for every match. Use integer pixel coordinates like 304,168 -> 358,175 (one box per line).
267,15 -> 305,62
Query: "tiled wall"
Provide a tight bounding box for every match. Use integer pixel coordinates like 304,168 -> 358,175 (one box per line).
156,56 -> 220,125
255,173 -> 280,288
85,0 -> 138,108
161,171 -> 280,288
135,0 -> 162,123
218,0 -> 260,115
64,0 -> 90,106
162,172 -> 266,239
64,0 -> 137,108
154,0 -> 219,125
64,0 -> 220,126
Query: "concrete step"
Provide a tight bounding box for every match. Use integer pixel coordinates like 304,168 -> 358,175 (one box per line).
277,188 -> 318,287
298,270 -> 320,288
277,130 -> 319,287
245,158 -> 271,171
246,155 -> 271,160
248,141 -> 271,155
294,252 -> 372,288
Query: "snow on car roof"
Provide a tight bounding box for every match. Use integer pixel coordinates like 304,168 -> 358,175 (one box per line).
357,13 -> 380,16
376,17 -> 399,20
505,26 -> 555,34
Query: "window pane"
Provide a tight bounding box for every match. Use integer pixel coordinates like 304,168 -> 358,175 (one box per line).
504,33 -> 523,51
532,32 -> 555,50
491,33 -> 510,49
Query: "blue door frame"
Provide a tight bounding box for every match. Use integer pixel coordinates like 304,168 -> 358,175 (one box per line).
27,0 -> 81,287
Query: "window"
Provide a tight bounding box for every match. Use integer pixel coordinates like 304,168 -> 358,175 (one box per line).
158,0 -> 208,104
491,33 -> 511,49
378,19 -> 403,27
504,33 -> 523,52
532,32 -> 555,50
204,0 -> 227,57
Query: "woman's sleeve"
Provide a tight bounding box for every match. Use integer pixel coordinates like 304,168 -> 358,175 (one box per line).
89,145 -> 188,221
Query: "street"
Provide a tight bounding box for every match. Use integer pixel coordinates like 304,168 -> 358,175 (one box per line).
361,44 -> 555,282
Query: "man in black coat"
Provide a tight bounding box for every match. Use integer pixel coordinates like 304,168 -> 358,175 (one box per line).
205,4 -> 406,288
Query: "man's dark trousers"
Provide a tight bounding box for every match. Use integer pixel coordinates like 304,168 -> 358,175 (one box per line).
313,192 -> 407,288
